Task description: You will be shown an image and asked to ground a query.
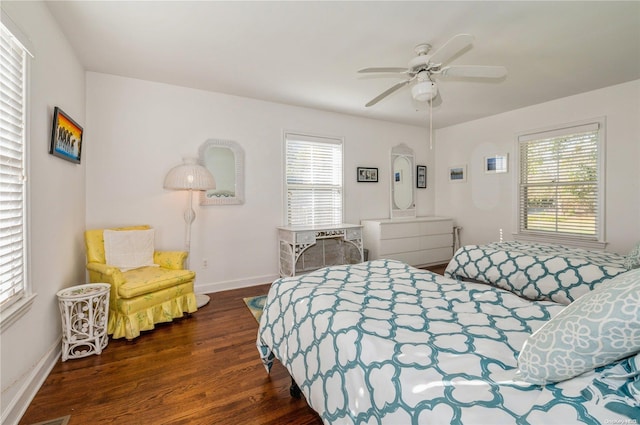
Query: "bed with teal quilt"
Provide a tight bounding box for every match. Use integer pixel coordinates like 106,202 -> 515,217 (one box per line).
444,241 -> 629,305
256,259 -> 639,425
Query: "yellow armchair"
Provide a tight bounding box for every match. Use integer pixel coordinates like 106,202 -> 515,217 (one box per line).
84,225 -> 197,340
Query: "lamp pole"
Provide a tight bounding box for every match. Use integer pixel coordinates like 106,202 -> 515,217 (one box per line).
183,188 -> 196,269
163,158 -> 216,308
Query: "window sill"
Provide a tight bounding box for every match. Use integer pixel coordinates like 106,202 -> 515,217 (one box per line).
513,233 -> 607,251
0,293 -> 37,333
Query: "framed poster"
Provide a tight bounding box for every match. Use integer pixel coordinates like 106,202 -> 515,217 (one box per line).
357,167 -> 378,182
416,165 -> 426,188
449,165 -> 467,183
485,154 -> 508,173
50,107 -> 83,164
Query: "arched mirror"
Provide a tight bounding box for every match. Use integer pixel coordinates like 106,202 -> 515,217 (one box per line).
198,139 -> 244,205
391,143 -> 416,219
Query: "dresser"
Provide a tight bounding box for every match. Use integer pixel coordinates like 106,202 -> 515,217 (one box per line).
278,224 -> 364,277
361,216 -> 453,267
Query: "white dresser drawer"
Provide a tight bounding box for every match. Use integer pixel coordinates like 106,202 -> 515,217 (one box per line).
418,220 -> 453,236
379,219 -> 452,239
422,247 -> 454,265
380,236 -> 421,254
379,234 -> 453,255
379,222 -> 421,239
386,247 -> 453,267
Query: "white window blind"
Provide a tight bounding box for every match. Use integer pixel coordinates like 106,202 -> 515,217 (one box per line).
285,133 -> 343,226
518,121 -> 602,241
1,22 -> 28,309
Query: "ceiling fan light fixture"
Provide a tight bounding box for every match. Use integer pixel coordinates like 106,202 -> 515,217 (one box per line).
411,81 -> 437,102
360,34 -> 505,108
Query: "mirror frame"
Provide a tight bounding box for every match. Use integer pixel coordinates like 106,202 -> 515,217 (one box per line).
390,143 -> 416,219
198,138 -> 245,205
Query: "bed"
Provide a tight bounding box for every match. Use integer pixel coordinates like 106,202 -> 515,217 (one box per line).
257,259 -> 639,424
444,241 -> 629,305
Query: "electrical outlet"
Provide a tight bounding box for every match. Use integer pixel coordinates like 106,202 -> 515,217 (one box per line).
202,259 -> 208,268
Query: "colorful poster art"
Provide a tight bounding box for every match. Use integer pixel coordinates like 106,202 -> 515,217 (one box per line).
50,107 -> 83,164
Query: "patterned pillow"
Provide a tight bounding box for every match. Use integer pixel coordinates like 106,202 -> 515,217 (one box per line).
446,242 -> 628,305
516,267 -> 640,384
625,242 -> 640,270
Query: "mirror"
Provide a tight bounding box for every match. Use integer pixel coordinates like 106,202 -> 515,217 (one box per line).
198,139 -> 244,205
390,143 -> 416,219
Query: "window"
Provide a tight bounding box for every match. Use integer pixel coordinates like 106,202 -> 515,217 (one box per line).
1,21 -> 29,313
517,119 -> 604,245
284,132 -> 343,226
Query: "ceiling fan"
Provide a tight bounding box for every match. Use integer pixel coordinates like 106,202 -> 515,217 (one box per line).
359,34 -> 507,107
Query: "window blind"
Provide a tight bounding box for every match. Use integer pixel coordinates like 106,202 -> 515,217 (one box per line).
1,23 -> 27,308
518,123 -> 601,240
285,133 -> 343,226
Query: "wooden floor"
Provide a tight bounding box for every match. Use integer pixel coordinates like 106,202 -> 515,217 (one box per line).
19,264 -> 447,425
19,284 -> 322,425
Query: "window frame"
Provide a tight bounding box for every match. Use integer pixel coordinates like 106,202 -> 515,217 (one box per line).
282,131 -> 344,227
1,14 -> 35,331
514,117 -> 606,250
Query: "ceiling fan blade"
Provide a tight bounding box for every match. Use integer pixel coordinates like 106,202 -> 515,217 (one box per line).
440,65 -> 507,78
365,80 -> 410,107
358,67 -> 408,74
429,34 -> 475,65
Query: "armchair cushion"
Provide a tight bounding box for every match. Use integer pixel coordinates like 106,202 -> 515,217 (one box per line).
119,267 -> 195,299
104,228 -> 158,271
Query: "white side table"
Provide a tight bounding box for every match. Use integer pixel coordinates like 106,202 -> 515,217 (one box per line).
277,224 -> 364,277
56,283 -> 110,361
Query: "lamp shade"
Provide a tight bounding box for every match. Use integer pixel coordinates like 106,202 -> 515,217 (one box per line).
163,157 -> 216,191
411,81 -> 438,102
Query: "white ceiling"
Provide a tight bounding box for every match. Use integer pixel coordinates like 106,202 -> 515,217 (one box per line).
45,1 -> 640,129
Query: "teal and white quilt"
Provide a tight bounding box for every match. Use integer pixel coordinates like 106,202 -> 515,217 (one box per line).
444,241 -> 628,305
257,260 -> 638,424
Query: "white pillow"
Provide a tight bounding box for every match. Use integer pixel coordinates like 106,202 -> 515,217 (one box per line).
516,267 -> 640,384
103,229 -> 158,271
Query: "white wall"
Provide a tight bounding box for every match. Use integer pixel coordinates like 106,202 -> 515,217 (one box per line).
85,73 -> 434,293
434,80 -> 640,255
1,2 -> 86,424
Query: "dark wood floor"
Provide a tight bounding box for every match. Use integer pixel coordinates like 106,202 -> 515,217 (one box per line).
20,264 -> 447,425
20,283 -> 322,425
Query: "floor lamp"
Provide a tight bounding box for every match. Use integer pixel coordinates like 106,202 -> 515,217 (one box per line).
163,157 -> 216,308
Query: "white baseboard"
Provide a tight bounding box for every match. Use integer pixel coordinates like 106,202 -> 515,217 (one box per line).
194,273 -> 279,295
2,338 -> 61,425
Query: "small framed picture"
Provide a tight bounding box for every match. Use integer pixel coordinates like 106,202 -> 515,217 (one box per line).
49,107 -> 83,164
357,167 -> 378,183
416,165 -> 427,188
485,154 -> 508,174
449,165 -> 467,183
